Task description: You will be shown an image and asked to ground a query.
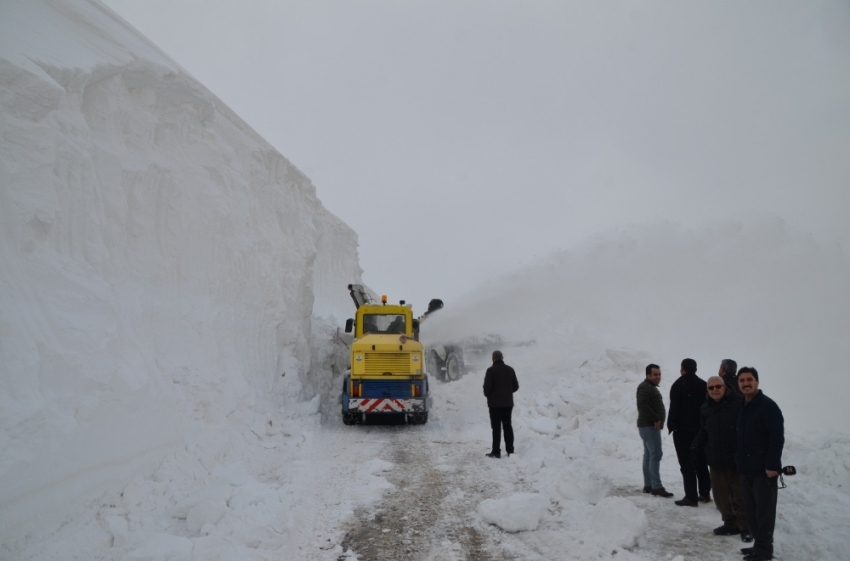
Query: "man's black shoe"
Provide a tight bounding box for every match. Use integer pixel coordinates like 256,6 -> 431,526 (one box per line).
650,487 -> 674,497
740,530 -> 753,542
741,546 -> 755,555
485,452 -> 500,458
674,497 -> 699,507
713,524 -> 741,535
642,486 -> 652,493
699,495 -> 712,503
744,553 -> 772,561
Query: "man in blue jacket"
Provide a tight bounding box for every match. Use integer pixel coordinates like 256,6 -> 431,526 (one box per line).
736,367 -> 785,561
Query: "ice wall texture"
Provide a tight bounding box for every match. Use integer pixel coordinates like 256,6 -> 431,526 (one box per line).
0,0 -> 361,542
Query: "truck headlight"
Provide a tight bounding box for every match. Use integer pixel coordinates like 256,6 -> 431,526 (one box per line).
412,355 -> 420,362
355,355 -> 362,361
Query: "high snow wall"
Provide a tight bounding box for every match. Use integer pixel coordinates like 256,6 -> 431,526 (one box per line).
0,0 -> 361,542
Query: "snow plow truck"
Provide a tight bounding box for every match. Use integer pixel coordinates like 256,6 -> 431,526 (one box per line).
341,284 -> 443,425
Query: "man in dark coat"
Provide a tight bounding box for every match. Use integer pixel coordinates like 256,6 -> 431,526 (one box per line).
668,358 -> 711,506
737,367 -> 784,561
636,364 -> 674,497
482,350 -> 519,458
692,376 -> 752,541
719,358 -> 742,397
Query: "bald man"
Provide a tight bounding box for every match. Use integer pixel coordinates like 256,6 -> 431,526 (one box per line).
692,376 -> 751,542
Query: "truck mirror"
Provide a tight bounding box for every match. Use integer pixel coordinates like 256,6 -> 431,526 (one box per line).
412,319 -> 420,332
345,318 -> 353,333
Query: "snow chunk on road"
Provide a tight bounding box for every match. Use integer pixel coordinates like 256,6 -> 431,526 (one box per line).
527,417 -> 560,435
589,497 -> 648,548
186,499 -> 228,533
478,493 -> 548,532
369,458 -> 394,473
171,485 -> 233,519
555,462 -> 611,504
123,533 -> 193,561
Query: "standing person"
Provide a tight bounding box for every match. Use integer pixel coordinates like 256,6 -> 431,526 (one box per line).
636,364 -> 674,497
691,376 -> 753,542
719,359 -> 742,397
668,358 -> 711,506
482,350 -> 519,459
737,367 -> 784,561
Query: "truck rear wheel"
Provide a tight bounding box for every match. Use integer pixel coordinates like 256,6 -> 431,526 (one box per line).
445,352 -> 462,381
342,412 -> 359,425
408,413 -> 428,425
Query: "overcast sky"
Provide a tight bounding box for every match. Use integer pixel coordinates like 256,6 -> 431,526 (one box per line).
101,0 -> 850,310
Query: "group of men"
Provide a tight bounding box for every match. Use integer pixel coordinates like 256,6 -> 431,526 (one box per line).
479,351 -> 785,561
637,358 -> 785,561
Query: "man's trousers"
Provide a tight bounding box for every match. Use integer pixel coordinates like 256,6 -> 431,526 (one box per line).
673,430 -> 711,500
741,474 -> 778,557
489,406 -> 514,456
639,426 -> 663,489
711,468 -> 749,531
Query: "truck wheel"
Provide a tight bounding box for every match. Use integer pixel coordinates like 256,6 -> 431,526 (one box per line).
445,352 -> 462,381
342,412 -> 357,425
409,413 -> 428,425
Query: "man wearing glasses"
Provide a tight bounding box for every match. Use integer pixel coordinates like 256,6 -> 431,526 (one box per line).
691,376 -> 753,542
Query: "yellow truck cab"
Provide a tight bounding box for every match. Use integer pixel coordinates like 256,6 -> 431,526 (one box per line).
342,285 -> 437,425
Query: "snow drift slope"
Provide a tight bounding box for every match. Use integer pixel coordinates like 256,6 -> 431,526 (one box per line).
0,0 -> 362,545
425,219 -> 850,433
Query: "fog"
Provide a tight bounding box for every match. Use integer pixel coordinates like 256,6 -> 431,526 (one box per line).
100,0 -> 850,309
95,0 -> 850,432
422,218 -> 850,432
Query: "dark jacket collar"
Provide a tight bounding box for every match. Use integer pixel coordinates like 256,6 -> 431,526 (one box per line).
743,389 -> 763,406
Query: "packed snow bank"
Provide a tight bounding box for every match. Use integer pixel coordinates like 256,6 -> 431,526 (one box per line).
0,0 -> 362,549
589,497 -> 648,549
432,343 -> 850,560
425,219 -> 850,433
478,493 -> 548,533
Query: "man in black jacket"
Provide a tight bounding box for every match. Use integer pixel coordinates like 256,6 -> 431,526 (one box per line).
692,376 -> 752,541
737,367 -> 784,561
719,359 -> 742,397
482,350 -> 519,458
668,358 -> 711,506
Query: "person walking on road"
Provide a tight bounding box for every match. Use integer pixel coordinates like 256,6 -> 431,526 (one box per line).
482,350 -> 519,459
737,367 -> 785,561
668,358 -> 712,506
636,364 -> 674,497
691,376 -> 753,542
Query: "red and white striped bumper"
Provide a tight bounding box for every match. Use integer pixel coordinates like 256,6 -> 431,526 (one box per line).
348,398 -> 426,413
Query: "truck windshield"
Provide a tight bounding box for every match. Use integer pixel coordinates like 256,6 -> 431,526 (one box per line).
362,314 -> 406,334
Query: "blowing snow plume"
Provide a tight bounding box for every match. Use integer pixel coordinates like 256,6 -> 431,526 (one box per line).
0,0 -> 362,548
424,218 -> 850,433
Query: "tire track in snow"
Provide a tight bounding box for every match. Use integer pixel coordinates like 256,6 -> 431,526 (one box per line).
340,425 -> 496,561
